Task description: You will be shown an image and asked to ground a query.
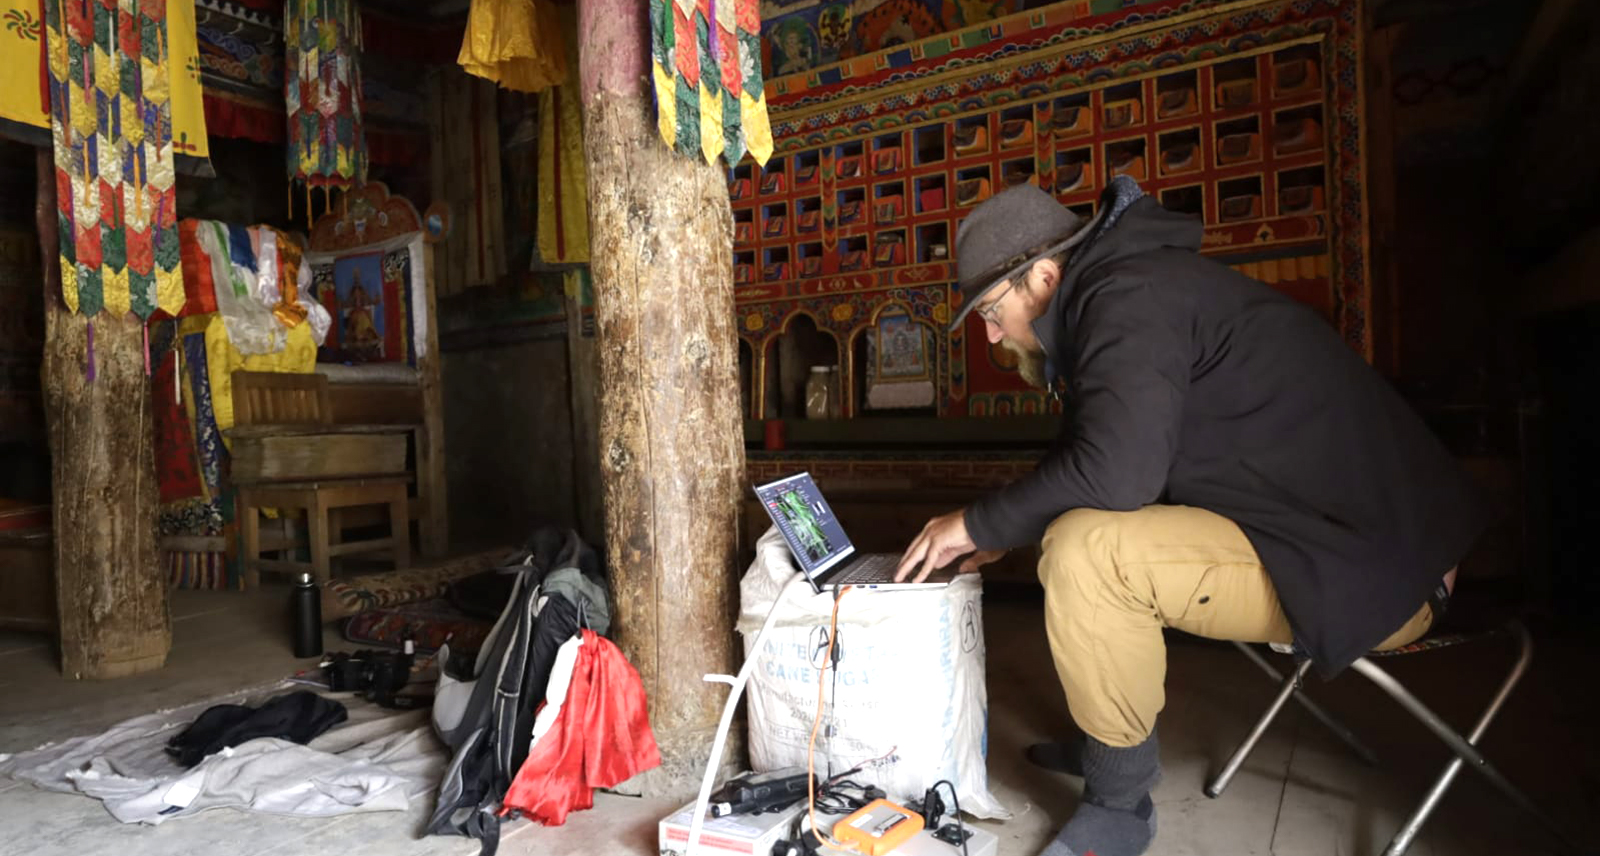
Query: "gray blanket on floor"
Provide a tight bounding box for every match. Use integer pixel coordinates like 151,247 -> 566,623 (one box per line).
0,681 -> 445,825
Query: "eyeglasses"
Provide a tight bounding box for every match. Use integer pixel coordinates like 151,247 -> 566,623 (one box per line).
975,280 -> 1017,325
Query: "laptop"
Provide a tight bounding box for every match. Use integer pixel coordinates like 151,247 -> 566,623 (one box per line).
753,472 -> 958,593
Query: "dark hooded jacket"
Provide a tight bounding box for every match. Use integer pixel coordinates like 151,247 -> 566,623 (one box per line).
964,185 -> 1490,675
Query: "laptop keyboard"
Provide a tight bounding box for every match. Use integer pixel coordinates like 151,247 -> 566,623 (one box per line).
834,554 -> 902,585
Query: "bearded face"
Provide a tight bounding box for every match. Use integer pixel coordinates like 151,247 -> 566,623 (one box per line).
1000,337 -> 1049,389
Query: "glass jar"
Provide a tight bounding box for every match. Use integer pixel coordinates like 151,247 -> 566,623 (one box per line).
805,366 -> 832,419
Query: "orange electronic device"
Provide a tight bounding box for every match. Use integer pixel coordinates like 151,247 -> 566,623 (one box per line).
831,799 -> 925,855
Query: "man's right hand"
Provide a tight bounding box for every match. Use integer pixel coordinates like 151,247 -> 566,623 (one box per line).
958,549 -> 1007,574
897,509 -> 977,582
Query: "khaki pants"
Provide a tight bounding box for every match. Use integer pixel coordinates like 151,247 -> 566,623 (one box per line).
1038,505 -> 1435,748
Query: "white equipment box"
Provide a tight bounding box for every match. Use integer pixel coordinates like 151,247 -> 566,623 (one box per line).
658,798 -> 805,856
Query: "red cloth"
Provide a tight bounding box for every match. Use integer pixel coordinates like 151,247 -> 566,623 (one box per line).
176,220 -> 219,317
500,630 -> 662,826
201,94 -> 285,144
0,500 -> 49,532
152,349 -> 203,504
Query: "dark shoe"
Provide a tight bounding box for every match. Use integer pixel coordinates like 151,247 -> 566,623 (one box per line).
1039,729 -> 1160,856
1025,736 -> 1085,776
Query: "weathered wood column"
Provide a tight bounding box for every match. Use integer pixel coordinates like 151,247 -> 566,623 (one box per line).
577,0 -> 746,792
35,149 -> 170,679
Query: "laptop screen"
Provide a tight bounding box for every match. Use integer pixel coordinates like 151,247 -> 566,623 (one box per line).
753,472 -> 856,579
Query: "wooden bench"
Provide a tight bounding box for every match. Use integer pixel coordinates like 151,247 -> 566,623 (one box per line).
230,371 -> 413,587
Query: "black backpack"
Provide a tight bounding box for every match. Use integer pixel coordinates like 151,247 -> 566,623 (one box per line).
425,527 -> 608,855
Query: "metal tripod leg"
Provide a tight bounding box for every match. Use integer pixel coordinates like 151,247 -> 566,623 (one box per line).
1349,624 -> 1579,856
1206,656 -> 1314,798
1234,641 -> 1380,767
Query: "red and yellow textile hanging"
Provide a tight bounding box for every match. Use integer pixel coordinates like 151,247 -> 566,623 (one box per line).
457,0 -> 566,93
648,0 -> 771,167
285,0 -> 367,211
535,9 -> 586,264
3,0 -> 208,169
43,0 -> 184,318
536,83 -> 588,264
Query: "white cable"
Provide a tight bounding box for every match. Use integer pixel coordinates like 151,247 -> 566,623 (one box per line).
684,572 -> 805,856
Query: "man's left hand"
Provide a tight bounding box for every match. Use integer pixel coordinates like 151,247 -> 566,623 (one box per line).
896,509 -> 978,583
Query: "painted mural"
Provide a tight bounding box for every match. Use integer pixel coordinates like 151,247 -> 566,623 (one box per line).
759,0 -> 1171,79
735,0 -> 1370,419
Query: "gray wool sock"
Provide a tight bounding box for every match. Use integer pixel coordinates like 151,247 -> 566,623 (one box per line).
1039,795 -> 1156,856
1038,730 -> 1161,856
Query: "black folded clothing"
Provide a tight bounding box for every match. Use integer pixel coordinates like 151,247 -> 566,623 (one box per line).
166,690 -> 348,767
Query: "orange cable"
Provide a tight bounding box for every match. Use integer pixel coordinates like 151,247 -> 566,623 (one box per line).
808,585 -> 858,853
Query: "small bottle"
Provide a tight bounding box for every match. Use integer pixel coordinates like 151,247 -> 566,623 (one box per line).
291,572 -> 323,658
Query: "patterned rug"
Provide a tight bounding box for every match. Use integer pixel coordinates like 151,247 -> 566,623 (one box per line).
342,597 -> 492,655
321,547 -> 512,620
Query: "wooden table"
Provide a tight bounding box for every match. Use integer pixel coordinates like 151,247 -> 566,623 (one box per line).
0,499 -> 54,633
237,476 -> 411,587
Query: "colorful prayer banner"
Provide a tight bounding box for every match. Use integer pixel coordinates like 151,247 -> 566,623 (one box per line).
649,0 -> 772,168
285,0 -> 367,196
3,0 -> 208,169
43,0 -> 184,319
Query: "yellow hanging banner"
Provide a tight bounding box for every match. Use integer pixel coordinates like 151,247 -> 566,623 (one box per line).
0,0 -> 209,163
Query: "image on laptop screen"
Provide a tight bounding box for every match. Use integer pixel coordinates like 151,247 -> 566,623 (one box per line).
753,472 -> 855,578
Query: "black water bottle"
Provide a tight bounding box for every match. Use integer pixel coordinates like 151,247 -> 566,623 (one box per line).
291,572 -> 323,658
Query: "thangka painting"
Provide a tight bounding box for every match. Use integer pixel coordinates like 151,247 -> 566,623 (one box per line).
874,310 -> 929,381
313,249 -> 411,364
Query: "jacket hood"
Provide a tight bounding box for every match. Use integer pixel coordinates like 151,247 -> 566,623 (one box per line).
1030,180 -> 1204,383
1067,192 -> 1204,281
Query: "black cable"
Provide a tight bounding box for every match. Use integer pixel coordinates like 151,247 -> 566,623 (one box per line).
826,584 -> 845,780
827,649 -> 840,778
823,765 -> 863,785
933,780 -> 969,856
814,778 -> 881,814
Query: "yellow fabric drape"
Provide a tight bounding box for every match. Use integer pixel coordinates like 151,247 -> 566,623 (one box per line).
536,46 -> 589,264
534,4 -> 587,263
179,314 -> 318,449
0,0 -> 48,134
0,0 -> 208,160
457,0 -> 566,93
165,0 -> 209,162
268,228 -> 311,329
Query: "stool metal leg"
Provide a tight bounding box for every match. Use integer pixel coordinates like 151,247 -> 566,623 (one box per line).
1234,641 -> 1379,767
1206,656 -> 1314,798
1350,624 -> 1578,856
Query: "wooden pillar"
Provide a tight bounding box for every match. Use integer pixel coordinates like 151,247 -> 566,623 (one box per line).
576,0 -> 745,791
564,290 -> 605,545
418,243 -> 448,555
34,148 -> 170,679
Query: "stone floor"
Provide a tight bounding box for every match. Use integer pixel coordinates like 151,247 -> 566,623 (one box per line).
0,584 -> 1593,856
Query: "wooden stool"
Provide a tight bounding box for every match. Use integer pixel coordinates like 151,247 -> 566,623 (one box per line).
238,476 -> 411,588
